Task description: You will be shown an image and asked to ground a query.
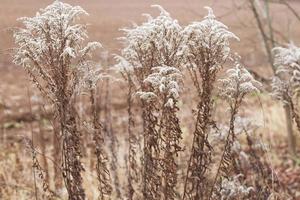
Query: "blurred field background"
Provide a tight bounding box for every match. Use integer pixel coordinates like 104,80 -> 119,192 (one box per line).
1,0 -> 300,199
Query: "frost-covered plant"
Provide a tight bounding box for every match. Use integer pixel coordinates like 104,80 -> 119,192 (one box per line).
242,126 -> 284,199
218,115 -> 288,200
23,137 -> 58,199
115,56 -> 139,200
79,62 -> 107,93
143,65 -> 183,200
219,175 -> 253,200
271,77 -> 293,104
86,66 -> 112,200
182,7 -> 239,200
119,5 -> 183,78
209,62 -> 261,199
118,5 -> 183,200
13,1 -> 104,199
272,44 -> 300,133
234,116 -> 262,136
182,7 -> 239,95
219,63 -> 261,103
102,57 -> 122,200
143,66 -> 182,108
273,44 -> 300,89
272,44 -> 300,99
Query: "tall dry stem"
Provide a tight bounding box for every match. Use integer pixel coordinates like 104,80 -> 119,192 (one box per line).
209,62 -> 261,199
90,88 -> 112,200
115,59 -> 139,200
143,66 -> 183,200
182,7 -> 239,199
13,1 -> 104,199
118,5 -> 183,200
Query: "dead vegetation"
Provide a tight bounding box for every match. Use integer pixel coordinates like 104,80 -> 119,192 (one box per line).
0,1 -> 300,200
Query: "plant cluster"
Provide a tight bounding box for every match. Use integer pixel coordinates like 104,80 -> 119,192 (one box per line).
272,44 -> 300,133
12,1 -> 294,200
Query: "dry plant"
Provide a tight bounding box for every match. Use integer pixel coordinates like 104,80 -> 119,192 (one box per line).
272,44 -> 300,134
102,58 -> 122,199
115,56 -> 139,200
13,1 -> 107,199
8,1 -> 295,200
23,138 -> 58,200
248,0 -> 297,155
118,5 -> 183,200
181,7 -> 239,200
37,106 -> 50,188
225,116 -> 291,199
144,65 -> 183,200
83,62 -> 113,200
210,60 -> 261,199
243,130 -> 283,199
52,116 -> 63,192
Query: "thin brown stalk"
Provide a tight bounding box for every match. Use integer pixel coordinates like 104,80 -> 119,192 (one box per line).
183,65 -> 215,200
288,99 -> 300,132
103,75 -> 122,199
53,117 -> 63,192
142,100 -> 161,200
160,99 -> 182,200
38,106 -> 50,186
90,88 -> 112,200
24,137 -> 62,200
126,76 -> 139,200
208,96 -> 242,199
26,86 -> 38,200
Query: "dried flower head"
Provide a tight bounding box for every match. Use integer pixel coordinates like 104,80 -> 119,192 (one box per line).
271,76 -> 293,104
182,7 -> 239,72
13,1 -> 104,199
220,175 -> 253,200
118,5 -> 184,200
119,5 -> 182,76
114,55 -> 134,75
272,44 -> 300,135
219,63 -> 261,102
234,116 -> 262,135
13,0 -> 102,102
273,44 -> 300,78
272,44 -> 300,99
143,65 -> 182,108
